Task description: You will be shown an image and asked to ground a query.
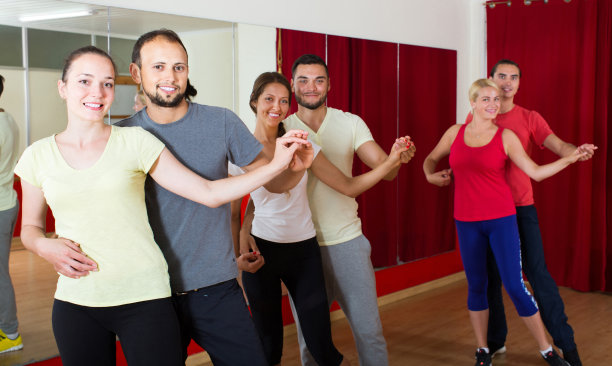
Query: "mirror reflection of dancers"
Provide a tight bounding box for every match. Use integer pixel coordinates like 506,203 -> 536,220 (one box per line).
0,74 -> 23,355
133,89 -> 146,112
423,79 -> 589,366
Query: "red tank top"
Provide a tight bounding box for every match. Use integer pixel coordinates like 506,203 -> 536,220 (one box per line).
449,125 -> 516,221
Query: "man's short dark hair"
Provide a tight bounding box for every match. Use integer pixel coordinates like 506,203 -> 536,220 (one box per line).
131,29 -> 187,68
291,54 -> 328,79
490,59 -> 522,78
0,75 -> 4,97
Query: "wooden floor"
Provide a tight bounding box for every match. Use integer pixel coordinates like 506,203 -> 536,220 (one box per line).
2,239 -> 611,366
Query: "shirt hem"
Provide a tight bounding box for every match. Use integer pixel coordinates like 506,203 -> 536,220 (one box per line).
317,231 -> 363,246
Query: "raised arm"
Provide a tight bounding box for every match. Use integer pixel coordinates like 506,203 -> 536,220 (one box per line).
150,134 -> 307,208
504,129 -> 585,182
543,133 -> 597,162
19,180 -> 98,279
423,125 -> 460,187
311,137 -> 411,198
355,138 -> 415,181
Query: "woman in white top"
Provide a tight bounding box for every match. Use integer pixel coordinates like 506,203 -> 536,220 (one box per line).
231,72 -> 413,366
15,47 -> 309,366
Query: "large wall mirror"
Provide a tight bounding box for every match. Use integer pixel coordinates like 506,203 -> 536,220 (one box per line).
1,2 -> 457,365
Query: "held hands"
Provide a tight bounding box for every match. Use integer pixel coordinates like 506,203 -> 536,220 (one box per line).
426,168 -> 453,187
237,233 -> 264,273
271,130 -> 312,171
37,237 -> 98,279
576,143 -> 597,162
289,131 -> 315,172
565,147 -> 590,164
389,136 -> 416,165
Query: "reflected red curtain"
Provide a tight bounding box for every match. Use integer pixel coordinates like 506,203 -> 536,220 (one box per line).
487,0 -> 611,291
397,45 -> 457,262
342,38 -> 400,266
278,29 -> 457,267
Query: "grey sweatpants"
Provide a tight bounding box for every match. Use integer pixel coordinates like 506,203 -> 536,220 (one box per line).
0,202 -> 19,334
290,235 -> 388,366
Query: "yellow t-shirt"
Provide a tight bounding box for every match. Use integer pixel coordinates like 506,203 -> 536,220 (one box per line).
0,112 -> 19,211
284,108 -> 374,246
14,126 -> 170,307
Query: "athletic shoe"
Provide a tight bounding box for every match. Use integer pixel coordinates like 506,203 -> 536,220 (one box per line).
0,330 -> 23,354
475,349 -> 492,366
542,349 -> 570,366
488,342 -> 506,358
562,348 -> 582,366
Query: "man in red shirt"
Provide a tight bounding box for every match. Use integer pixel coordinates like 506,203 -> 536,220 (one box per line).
470,59 -> 596,366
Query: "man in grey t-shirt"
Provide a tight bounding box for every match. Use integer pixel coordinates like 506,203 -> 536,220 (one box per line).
118,29 -> 307,365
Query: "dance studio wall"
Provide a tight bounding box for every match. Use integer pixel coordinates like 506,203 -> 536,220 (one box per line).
79,0 -> 487,126
486,0 -> 611,291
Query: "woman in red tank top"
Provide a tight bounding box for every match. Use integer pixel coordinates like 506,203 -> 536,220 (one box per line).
423,79 -> 584,366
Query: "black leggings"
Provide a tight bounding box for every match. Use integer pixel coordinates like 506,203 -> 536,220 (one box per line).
242,236 -> 343,366
52,298 -> 182,366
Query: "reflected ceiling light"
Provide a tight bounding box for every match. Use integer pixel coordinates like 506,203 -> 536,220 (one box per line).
487,1 -> 512,9
19,9 -> 96,22
524,0 -> 549,5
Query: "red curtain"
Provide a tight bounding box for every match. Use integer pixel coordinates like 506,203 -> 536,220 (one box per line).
398,45 -> 457,262
278,29 -> 456,267
487,0 -> 611,291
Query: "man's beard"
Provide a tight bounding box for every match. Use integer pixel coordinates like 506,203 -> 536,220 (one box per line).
143,86 -> 185,108
295,92 -> 327,110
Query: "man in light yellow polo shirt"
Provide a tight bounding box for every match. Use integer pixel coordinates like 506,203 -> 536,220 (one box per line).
0,74 -> 23,354
284,54 -> 415,366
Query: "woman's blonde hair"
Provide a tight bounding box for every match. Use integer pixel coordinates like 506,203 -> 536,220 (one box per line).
468,79 -> 499,102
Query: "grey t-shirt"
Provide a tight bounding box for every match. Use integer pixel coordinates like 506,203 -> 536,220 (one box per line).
118,103 -> 262,292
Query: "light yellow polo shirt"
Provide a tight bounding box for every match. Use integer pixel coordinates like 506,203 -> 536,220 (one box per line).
15,126 -> 170,307
284,107 -> 374,246
0,112 -> 19,211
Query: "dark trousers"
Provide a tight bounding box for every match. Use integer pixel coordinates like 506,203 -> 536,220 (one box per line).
52,298 -> 182,366
487,205 -> 577,352
171,279 -> 268,366
243,236 -> 343,366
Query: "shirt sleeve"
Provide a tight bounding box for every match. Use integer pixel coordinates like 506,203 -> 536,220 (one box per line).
529,111 -> 554,148
227,162 -> 244,176
14,145 -> 40,187
352,114 -> 375,151
311,140 -> 322,158
225,109 -> 263,168
130,127 -> 165,173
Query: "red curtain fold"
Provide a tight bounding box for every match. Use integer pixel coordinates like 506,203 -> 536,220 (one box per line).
397,44 -> 457,262
487,0 -> 611,291
345,38 -> 400,267
278,29 -> 457,267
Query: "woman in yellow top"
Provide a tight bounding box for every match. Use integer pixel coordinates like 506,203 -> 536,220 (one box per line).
15,46 -> 310,366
